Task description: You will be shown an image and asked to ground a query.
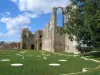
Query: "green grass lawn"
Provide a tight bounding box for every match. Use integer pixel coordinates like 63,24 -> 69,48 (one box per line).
0,50 -> 100,75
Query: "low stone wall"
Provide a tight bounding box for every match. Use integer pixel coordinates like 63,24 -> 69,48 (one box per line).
0,43 -> 20,50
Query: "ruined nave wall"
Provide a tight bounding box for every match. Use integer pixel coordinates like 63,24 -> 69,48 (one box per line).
42,13 -> 55,52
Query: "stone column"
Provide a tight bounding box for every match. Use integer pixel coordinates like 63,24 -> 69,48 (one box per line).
20,32 -> 23,49
53,7 -> 57,27
62,8 -> 67,26
52,7 -> 57,52
37,42 -> 39,50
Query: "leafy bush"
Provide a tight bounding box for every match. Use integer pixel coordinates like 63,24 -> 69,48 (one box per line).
76,45 -> 93,53
93,48 -> 100,51
81,47 -> 93,52
81,51 -> 100,57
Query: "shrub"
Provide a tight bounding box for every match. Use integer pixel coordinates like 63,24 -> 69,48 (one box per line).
81,47 -> 93,52
76,45 -> 93,53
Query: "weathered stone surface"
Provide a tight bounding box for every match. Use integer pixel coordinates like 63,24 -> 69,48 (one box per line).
0,42 -> 20,50
42,7 -> 78,53
20,28 -> 42,50
20,6 -> 79,53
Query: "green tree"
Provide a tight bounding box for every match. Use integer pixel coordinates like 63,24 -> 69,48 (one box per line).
83,0 -> 100,48
63,1 -> 91,46
58,0 -> 100,51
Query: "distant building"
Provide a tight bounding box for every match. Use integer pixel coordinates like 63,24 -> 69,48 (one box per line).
0,42 -> 20,50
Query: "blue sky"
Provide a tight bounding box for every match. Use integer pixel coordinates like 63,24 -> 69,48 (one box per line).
0,0 -> 70,42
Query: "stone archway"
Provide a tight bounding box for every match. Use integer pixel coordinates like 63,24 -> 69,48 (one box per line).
53,7 -> 64,27
31,44 -> 34,50
56,8 -> 64,27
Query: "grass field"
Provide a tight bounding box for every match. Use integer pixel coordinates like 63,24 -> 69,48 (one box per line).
0,50 -> 100,75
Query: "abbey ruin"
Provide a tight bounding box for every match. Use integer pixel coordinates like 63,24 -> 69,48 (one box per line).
20,6 -> 79,53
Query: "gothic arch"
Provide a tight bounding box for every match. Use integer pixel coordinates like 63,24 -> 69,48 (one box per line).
53,7 -> 64,27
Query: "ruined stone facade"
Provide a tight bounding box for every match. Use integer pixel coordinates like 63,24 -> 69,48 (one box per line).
20,6 -> 79,53
20,28 -> 42,50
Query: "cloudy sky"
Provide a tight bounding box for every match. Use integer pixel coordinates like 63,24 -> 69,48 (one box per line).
0,0 -> 70,42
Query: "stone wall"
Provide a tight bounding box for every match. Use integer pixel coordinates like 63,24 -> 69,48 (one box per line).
42,6 -> 79,53
65,34 -> 78,53
20,28 -> 36,50
20,28 -> 42,50
0,42 -> 20,50
35,30 -> 42,50
42,7 -> 65,52
42,13 -> 55,52
55,33 -> 65,52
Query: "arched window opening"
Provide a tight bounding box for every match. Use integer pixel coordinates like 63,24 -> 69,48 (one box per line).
24,34 -> 26,38
56,8 -> 63,27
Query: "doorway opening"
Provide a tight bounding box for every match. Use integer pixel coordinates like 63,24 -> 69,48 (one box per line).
40,43 -> 42,50
31,44 -> 34,50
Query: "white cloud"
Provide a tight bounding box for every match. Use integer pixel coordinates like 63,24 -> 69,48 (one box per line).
0,0 -> 70,41
0,12 -> 37,36
11,0 -> 70,14
23,12 -> 38,18
7,0 -> 70,36
0,12 -> 11,17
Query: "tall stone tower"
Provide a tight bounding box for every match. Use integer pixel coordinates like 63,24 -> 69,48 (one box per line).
20,28 -> 35,49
